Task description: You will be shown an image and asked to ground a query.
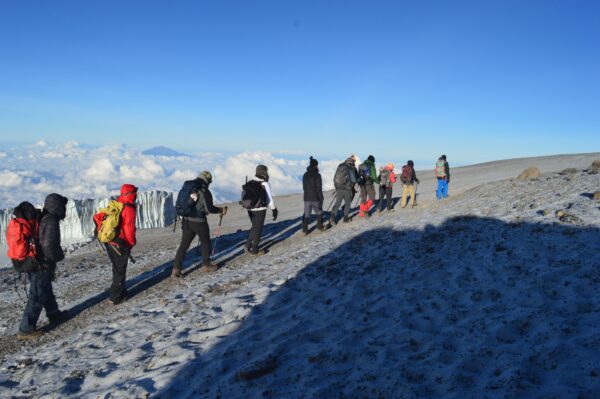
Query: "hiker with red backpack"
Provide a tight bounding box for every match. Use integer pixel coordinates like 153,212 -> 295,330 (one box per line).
172,171 -> 227,278
93,184 -> 137,305
400,160 -> 420,208
357,155 -> 379,218
377,163 -> 397,213
435,155 -> 450,199
242,165 -> 277,255
329,155 -> 359,225
10,194 -> 69,339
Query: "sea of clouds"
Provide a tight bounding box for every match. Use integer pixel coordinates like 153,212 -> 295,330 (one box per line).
0,141 -> 351,209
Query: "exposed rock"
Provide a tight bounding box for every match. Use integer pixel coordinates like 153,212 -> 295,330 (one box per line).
589,160 -> 600,174
593,191 -> 600,201
555,210 -> 583,224
517,167 -> 541,180
558,168 -> 577,175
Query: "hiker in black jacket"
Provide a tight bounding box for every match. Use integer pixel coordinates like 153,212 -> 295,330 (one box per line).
329,155 -> 359,225
18,193 -> 69,340
172,171 -> 227,278
302,156 -> 325,234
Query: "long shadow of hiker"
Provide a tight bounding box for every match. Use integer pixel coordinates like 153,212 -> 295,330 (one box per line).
62,216 -> 306,322
155,216 -> 600,398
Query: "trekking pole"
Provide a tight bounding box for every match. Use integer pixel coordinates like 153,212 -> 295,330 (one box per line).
211,212 -> 225,257
325,191 -> 337,212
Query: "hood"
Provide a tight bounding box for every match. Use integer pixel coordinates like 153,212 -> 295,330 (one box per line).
43,193 -> 68,220
14,201 -> 40,221
306,165 -> 319,173
384,163 -> 394,172
119,184 -> 138,205
365,159 -> 375,167
345,157 -> 356,166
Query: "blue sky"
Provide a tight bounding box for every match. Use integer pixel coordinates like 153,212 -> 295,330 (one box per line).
0,0 -> 598,164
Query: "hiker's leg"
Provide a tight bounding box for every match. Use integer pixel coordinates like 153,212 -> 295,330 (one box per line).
443,180 -> 449,198
249,210 -> 266,253
436,178 -> 443,199
196,222 -> 211,265
330,190 -> 344,223
401,184 -> 409,207
107,245 -> 129,302
378,186 -> 385,211
246,211 -> 254,249
386,186 -> 393,210
342,189 -> 353,219
19,272 -> 43,333
39,267 -> 58,316
409,184 -> 416,206
173,220 -> 197,270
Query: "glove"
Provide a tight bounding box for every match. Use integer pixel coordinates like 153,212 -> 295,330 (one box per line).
190,193 -> 198,202
221,206 -> 228,216
415,179 -> 420,184
272,208 -> 278,221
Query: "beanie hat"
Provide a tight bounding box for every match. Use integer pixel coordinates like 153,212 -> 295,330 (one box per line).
309,156 -> 318,167
198,171 -> 212,185
367,155 -> 375,163
386,162 -> 395,170
256,164 -> 269,181
407,160 -> 414,167
441,155 -> 447,161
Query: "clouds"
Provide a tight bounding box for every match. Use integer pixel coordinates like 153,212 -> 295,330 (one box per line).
0,142 -> 344,209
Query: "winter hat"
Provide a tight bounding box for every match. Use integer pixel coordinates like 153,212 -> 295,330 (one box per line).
367,155 -> 375,163
407,160 -> 414,167
14,201 -> 39,221
44,193 -> 68,220
441,155 -> 447,161
198,171 -> 212,185
255,164 -> 269,181
387,162 -> 395,170
120,184 -> 138,196
309,156 -> 318,167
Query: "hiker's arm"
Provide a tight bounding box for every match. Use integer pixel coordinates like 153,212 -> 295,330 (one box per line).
445,163 -> 450,182
263,182 -> 276,210
122,208 -> 136,248
317,174 -> 324,202
203,190 -> 222,214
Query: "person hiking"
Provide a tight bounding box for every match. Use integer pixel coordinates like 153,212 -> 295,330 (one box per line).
245,165 -> 277,255
357,155 -> 379,217
302,156 -> 324,234
17,194 -> 69,339
329,154 -> 358,225
94,184 -> 137,305
377,163 -> 397,213
435,155 -> 450,199
400,160 -> 420,208
172,171 -> 227,277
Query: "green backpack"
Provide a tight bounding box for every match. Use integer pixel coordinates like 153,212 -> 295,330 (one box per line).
435,160 -> 446,178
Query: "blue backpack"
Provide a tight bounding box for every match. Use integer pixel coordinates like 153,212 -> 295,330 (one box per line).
175,179 -> 201,216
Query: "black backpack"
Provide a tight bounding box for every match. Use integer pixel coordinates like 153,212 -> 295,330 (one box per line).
175,179 -> 201,216
333,163 -> 349,188
240,180 -> 266,209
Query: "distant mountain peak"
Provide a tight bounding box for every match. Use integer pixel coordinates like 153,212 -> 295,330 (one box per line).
142,146 -> 189,157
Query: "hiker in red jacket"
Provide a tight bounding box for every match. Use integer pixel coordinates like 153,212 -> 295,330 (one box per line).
97,184 -> 137,304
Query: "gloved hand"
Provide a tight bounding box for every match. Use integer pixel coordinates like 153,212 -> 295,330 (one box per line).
272,208 -> 278,221
190,192 -> 198,202
415,179 -> 420,184
221,206 -> 228,216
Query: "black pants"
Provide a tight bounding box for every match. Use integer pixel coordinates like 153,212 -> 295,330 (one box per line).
378,186 -> 393,211
174,219 -> 211,269
247,210 -> 266,253
19,267 -> 59,333
106,244 -> 130,302
330,188 -> 353,222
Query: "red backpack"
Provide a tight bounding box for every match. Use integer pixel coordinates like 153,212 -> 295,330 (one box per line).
401,165 -> 413,184
6,218 -> 38,261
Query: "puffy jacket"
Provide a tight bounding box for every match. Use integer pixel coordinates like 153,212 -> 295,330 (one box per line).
303,165 -> 324,202
117,184 -> 137,249
359,159 -> 380,185
39,193 -> 68,264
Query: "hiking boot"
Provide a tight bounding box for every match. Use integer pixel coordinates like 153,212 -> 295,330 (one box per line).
329,218 -> 337,226
302,217 -> 309,235
199,263 -> 219,272
48,310 -> 69,325
248,249 -> 266,256
109,296 -> 128,305
343,216 -> 351,223
171,267 -> 183,278
17,330 -> 45,340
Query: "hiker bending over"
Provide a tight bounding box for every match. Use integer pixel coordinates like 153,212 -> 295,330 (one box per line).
94,184 -> 137,305
172,171 -> 226,277
400,160 -> 420,208
243,165 -> 277,255
14,195 -> 69,339
377,163 -> 397,213
329,155 -> 358,225
358,155 -> 379,217
302,156 -> 325,234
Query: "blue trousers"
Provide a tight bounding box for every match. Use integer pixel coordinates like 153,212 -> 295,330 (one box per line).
19,269 -> 59,333
436,178 -> 449,199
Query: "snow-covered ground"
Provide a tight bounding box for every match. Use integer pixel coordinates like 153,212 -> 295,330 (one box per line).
0,153 -> 599,398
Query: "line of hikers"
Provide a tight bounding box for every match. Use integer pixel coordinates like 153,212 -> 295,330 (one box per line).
6,155 -> 449,339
